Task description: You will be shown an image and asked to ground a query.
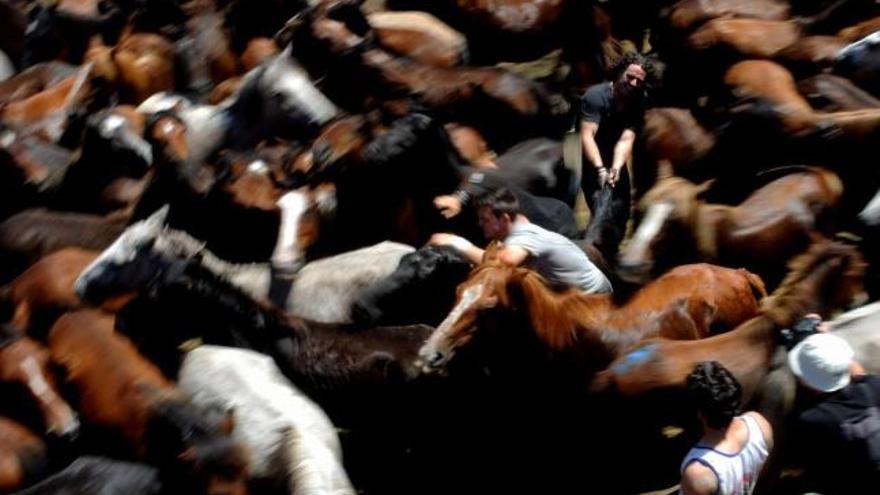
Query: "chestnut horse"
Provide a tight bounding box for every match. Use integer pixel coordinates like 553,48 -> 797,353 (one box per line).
367,10 -> 468,68
594,240 -> 866,406
417,248 -> 766,378
1,247 -> 98,337
47,309 -> 249,494
0,325 -> 80,440
618,166 -> 842,287
0,416 -> 46,492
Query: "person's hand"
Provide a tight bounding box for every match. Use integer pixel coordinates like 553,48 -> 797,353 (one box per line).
608,166 -> 621,188
596,167 -> 609,188
429,233 -> 474,252
434,195 -> 462,219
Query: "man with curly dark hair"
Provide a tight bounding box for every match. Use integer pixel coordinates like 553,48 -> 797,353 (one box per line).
579,52 -> 652,241
679,361 -> 774,495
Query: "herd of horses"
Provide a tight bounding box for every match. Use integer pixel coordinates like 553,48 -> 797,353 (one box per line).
0,0 -> 879,494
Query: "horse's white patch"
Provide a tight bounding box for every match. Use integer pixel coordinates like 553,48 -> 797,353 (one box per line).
860,188 -> 880,226
265,56 -> 338,125
99,114 -> 126,137
21,356 -> 50,397
837,30 -> 880,60
431,284 -> 484,341
248,159 -> 269,174
272,190 -> 310,268
0,129 -> 15,148
632,202 -> 675,245
0,50 -> 14,82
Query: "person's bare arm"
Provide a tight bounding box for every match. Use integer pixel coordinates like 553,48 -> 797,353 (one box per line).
496,245 -> 529,266
608,128 -> 636,187
680,462 -> 718,495
581,121 -> 608,185
428,233 -> 484,264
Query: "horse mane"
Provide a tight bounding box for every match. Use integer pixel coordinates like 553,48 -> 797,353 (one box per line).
760,240 -> 865,325
501,267 -> 585,350
155,258 -> 288,349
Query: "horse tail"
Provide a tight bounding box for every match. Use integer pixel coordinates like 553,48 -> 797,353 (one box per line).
742,270 -> 768,301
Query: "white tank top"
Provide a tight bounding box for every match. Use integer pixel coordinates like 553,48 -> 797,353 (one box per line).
680,414 -> 770,495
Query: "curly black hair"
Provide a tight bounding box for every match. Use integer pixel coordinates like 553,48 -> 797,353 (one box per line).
610,51 -> 660,90
687,361 -> 743,429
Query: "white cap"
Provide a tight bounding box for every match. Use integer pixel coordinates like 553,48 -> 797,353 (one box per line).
788,333 -> 854,393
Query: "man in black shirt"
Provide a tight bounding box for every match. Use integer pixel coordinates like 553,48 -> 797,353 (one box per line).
788,332 -> 880,494
579,52 -> 651,239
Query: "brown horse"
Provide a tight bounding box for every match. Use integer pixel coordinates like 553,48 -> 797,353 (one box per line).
641,107 -> 716,177
0,62 -> 80,106
86,32 -> 176,104
837,16 -> 880,42
688,18 -> 803,59
666,0 -> 791,31
1,63 -> 92,143
0,325 -> 80,439
594,240 -> 866,405
48,309 -> 249,494
1,248 -> 104,336
417,248 -> 766,377
724,60 -> 880,139
619,165 -> 842,286
367,10 -> 468,68
0,208 -> 129,283
797,73 -> 880,112
0,416 -> 46,493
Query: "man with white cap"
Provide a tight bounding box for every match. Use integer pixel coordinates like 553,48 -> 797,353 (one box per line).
788,332 -> 880,494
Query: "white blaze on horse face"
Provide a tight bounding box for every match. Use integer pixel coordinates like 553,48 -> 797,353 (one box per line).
860,188 -> 880,226
273,190 -> 310,269
421,283 -> 484,364
248,159 -> 270,175
21,356 -> 79,436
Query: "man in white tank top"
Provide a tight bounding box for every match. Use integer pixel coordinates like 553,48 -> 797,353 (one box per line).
680,362 -> 774,495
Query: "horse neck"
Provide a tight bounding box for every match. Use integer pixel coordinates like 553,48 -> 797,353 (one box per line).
513,275 -> 611,352
694,203 -> 735,259
194,249 -> 270,300
763,256 -> 843,328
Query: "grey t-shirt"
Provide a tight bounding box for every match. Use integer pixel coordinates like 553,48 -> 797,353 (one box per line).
505,221 -> 613,294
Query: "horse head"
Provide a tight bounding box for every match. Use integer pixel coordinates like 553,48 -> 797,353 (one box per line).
271,185 -> 337,273
75,205 -> 186,303
417,259 -> 539,374
762,240 -> 868,324
82,106 -> 153,175
618,162 -> 714,283
0,329 -> 80,441
234,46 -> 339,141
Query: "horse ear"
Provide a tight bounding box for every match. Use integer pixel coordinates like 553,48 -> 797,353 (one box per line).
313,183 -> 337,214
147,205 -> 170,227
656,160 -> 674,180
695,178 -> 716,196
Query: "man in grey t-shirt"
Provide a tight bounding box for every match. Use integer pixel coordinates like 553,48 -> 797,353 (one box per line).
429,188 -> 612,294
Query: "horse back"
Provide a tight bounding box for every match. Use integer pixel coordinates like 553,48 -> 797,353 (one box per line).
47,310 -> 176,446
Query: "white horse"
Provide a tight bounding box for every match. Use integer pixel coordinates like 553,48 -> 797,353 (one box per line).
178,346 -> 355,494
828,301 -> 880,374
74,206 -> 414,323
